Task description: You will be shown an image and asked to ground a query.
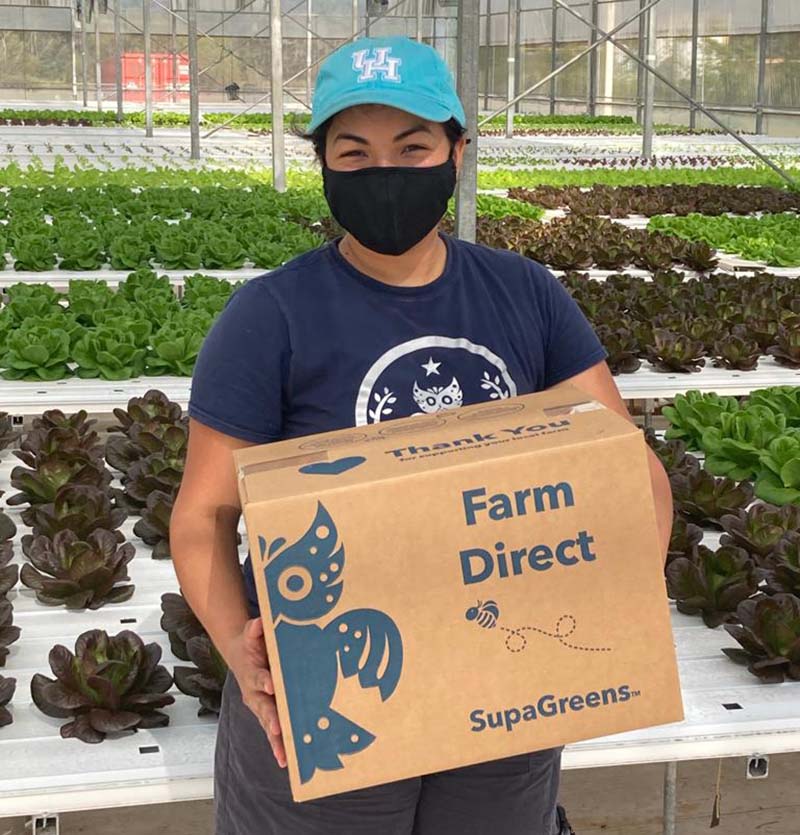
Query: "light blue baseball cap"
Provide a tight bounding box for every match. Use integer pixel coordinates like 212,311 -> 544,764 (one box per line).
308,35 -> 467,132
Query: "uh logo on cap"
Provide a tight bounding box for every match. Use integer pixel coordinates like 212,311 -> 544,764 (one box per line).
352,47 -> 402,83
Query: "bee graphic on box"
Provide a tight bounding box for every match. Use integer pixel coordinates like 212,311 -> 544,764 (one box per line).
258,502 -> 403,784
465,599 -> 611,656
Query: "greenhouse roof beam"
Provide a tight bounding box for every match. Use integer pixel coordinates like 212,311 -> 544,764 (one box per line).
282,11 -> 342,51
281,0 -> 408,88
108,4 -> 228,102
196,22 -> 270,79
554,0 -> 799,190
477,0 -> 662,128
149,0 -> 285,91
202,0 -> 410,140
195,0 -> 308,81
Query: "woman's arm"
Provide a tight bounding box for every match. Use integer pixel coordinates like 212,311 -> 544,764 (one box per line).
548,361 -> 674,564
170,418 -> 286,766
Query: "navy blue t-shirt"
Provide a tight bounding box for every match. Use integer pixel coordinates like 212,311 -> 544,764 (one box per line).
187,233 -> 608,615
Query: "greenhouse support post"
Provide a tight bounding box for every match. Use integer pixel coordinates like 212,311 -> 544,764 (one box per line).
478,0 -> 661,128
271,0 -> 286,192
416,0 -> 422,42
306,0 -> 313,105
94,7 -> 103,111
71,12 -> 78,100
352,0 -> 358,38
549,0 -> 557,114
483,0 -> 491,111
601,0 -> 615,115
80,0 -> 88,107
636,0 -> 646,124
756,0 -> 769,135
114,0 -> 123,121
187,0 -> 200,160
506,0 -> 517,138
689,0 -> 699,130
171,0 -> 178,105
554,0 -> 799,188
143,0 -> 153,138
455,0 -> 479,243
641,0 -> 656,157
513,2 -> 521,114
587,0 -> 598,117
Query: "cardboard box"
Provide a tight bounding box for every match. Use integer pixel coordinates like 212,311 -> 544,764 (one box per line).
233,385 -> 684,802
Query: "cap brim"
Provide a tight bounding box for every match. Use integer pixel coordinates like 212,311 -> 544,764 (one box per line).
308,88 -> 457,132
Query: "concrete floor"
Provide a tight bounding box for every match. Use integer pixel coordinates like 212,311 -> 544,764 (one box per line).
1,753 -> 797,835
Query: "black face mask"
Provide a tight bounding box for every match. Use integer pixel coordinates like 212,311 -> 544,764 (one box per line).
322,157 -> 457,256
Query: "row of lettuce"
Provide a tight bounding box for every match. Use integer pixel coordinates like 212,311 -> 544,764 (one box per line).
2,108 -> 696,136
2,160 -> 798,191
0,185 -> 544,272
560,269 -> 798,373
1,267 -> 797,383
2,181 -> 799,271
0,273 -> 236,380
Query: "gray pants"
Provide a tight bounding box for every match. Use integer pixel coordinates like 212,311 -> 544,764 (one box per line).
214,671 -> 564,835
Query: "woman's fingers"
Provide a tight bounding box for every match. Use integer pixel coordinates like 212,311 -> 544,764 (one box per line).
244,689 -> 286,767
236,619 -> 285,766
246,616 -> 263,639
244,616 -> 269,665
240,652 -> 274,695
270,734 -> 287,768
254,667 -> 274,696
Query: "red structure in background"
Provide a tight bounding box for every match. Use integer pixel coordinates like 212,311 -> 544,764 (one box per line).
101,52 -> 190,102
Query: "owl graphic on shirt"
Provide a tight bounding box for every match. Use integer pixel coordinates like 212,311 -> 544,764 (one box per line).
412,376 -> 464,414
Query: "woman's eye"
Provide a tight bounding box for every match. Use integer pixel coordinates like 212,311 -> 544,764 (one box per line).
403,145 -> 426,153
340,149 -> 365,158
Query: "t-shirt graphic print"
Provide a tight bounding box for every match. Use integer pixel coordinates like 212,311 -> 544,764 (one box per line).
355,335 -> 517,425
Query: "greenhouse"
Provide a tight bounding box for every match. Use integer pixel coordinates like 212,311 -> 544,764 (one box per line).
1,1 -> 800,834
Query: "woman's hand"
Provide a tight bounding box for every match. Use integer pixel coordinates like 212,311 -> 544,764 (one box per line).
227,616 -> 287,768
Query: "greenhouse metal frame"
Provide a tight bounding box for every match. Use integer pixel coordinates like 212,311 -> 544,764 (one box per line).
2,3 -> 800,835
2,0 -> 800,233
2,0 -> 799,133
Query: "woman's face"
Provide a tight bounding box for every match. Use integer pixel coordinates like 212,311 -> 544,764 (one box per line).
324,104 -> 465,172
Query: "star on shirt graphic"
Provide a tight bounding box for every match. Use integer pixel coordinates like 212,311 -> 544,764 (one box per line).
421,357 -> 441,376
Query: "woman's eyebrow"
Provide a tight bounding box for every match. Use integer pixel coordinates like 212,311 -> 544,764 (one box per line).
332,132 -> 369,145
393,125 -> 432,141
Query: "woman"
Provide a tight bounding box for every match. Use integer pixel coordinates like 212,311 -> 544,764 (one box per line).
171,35 -> 673,835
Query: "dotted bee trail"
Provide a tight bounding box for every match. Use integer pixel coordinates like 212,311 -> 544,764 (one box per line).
499,614 -> 611,654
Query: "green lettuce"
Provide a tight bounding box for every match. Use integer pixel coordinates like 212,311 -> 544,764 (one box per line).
701,406 -> 788,481
72,327 -> 147,380
663,391 -> 740,450
0,325 -> 71,381
756,435 -> 800,506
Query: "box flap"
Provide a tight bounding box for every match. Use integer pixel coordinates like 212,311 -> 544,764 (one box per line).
233,385 -> 640,505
